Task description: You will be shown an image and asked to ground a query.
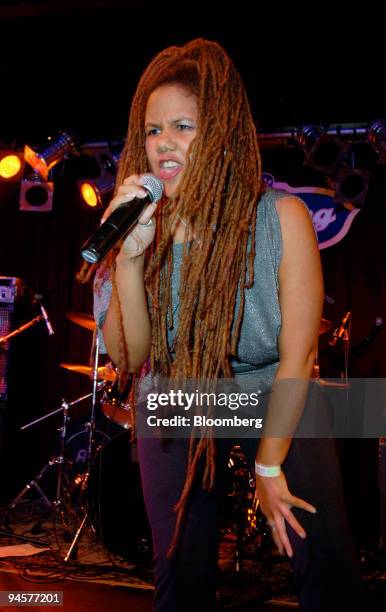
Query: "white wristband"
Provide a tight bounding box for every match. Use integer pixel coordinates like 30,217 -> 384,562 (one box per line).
255,461 -> 281,478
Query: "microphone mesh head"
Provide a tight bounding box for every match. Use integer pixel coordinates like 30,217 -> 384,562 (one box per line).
142,174 -> 164,203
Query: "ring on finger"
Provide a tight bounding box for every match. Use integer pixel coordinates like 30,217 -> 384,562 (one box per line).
138,218 -> 153,227
267,522 -> 276,531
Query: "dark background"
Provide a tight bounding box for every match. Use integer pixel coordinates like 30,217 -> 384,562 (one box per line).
0,1 -> 385,142
0,1 -> 385,553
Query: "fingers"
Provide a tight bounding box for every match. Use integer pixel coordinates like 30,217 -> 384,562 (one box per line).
267,497 -> 317,557
281,506 -> 306,540
289,495 -> 317,515
268,502 -> 316,557
118,175 -> 149,200
279,493 -> 316,541
101,175 -> 150,222
137,202 -> 157,226
273,515 -> 294,557
257,472 -> 317,559
266,514 -> 292,557
267,523 -> 285,556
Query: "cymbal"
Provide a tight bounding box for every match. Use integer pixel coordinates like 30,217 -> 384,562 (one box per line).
60,362 -> 116,382
66,311 -> 95,331
319,318 -> 332,335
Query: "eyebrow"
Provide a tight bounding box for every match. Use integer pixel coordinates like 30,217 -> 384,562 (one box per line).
144,117 -> 196,129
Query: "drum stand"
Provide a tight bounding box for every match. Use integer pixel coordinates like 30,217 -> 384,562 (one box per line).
2,389 -> 97,549
14,390 -> 98,501
6,391 -> 96,512
63,334 -> 101,562
226,446 -> 272,573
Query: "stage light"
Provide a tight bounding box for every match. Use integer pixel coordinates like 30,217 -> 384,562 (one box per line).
19,172 -> 54,212
24,131 -> 76,180
297,126 -> 350,175
333,167 -> 370,208
78,145 -> 119,208
297,125 -> 324,153
79,175 -> 115,208
0,151 -> 24,181
367,119 -> 386,164
80,182 -> 99,207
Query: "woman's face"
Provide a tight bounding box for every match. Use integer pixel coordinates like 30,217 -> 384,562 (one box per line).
145,83 -> 198,198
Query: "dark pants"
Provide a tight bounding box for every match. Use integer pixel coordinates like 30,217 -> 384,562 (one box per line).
137,437 -> 366,612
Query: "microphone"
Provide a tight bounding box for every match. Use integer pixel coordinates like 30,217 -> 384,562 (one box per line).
328,311 -> 351,347
80,174 -> 164,264
34,294 -> 55,336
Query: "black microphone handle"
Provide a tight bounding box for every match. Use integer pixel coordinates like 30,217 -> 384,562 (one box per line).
80,194 -> 151,264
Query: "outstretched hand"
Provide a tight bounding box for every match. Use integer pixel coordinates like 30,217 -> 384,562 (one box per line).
255,471 -> 316,557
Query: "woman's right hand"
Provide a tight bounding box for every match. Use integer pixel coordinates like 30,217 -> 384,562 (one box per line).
101,174 -> 158,260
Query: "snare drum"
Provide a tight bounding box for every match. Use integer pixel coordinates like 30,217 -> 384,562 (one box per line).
100,375 -> 133,430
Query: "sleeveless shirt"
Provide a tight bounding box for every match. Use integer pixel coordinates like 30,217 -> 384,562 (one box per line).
94,188 -> 289,389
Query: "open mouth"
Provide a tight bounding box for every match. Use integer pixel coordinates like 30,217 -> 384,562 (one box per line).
158,160 -> 183,180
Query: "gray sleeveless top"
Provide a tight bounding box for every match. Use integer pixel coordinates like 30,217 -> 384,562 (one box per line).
94,188 -> 286,388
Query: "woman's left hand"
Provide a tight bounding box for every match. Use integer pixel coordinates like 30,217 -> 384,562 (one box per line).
255,471 -> 316,557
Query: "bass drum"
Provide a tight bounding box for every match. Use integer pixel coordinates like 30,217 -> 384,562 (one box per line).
87,430 -> 152,562
65,429 -> 110,478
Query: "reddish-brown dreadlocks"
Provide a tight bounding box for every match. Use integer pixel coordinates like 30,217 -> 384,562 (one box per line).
98,38 -> 263,555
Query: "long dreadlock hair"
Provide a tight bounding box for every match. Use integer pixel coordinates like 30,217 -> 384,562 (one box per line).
96,38 -> 263,555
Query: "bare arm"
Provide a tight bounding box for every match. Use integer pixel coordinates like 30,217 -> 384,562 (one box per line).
100,175 -> 158,371
255,195 -> 323,556
103,253 -> 151,370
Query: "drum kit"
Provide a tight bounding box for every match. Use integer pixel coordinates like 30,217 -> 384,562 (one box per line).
6,310 -> 151,563
5,308 -> 342,567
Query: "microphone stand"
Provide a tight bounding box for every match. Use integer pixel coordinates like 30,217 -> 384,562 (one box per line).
0,315 -> 45,345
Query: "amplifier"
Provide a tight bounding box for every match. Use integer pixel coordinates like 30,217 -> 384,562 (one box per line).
0,277 -> 23,304
0,305 -> 14,400
0,277 -> 23,400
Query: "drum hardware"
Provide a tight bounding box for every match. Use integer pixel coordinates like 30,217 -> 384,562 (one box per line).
60,359 -> 134,429
311,350 -> 349,388
225,445 -> 273,573
62,311 -> 138,560
313,312 -> 351,389
2,304 -> 142,561
100,373 -> 134,430
311,317 -> 332,380
65,428 -> 111,497
13,390 -> 101,505
5,306 -> 110,559
62,331 -> 102,562
4,388 -> 100,546
327,310 -> 351,381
